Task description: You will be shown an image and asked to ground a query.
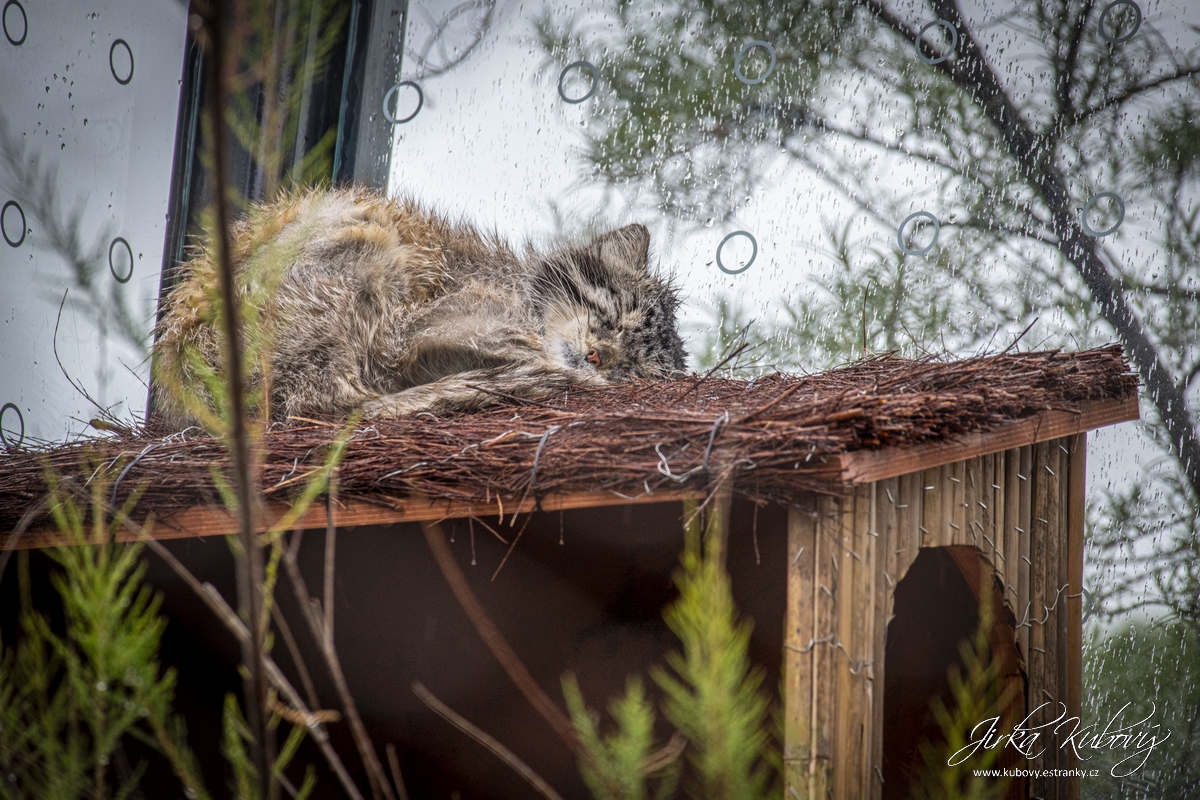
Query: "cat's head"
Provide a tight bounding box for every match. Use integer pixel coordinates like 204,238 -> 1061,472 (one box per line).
534,223 -> 687,380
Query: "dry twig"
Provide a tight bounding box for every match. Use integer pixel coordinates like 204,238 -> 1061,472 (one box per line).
412,683 -> 564,800
137,533 -> 365,800
281,528 -> 396,800
420,517 -> 581,753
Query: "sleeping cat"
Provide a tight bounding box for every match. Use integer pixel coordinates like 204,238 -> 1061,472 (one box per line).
152,187 -> 686,425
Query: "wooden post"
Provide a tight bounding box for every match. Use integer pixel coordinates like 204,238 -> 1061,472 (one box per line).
835,487 -> 870,799
811,495 -> 838,798
869,481 -> 891,800
1066,433 -> 1086,800
1017,446 -> 1033,672
873,479 -> 899,800
785,500 -> 818,797
1002,449 -> 1021,612
921,467 -> 943,548
1031,440 -> 1055,797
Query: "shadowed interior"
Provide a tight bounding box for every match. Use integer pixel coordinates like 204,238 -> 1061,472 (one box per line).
133,498 -> 787,797
882,546 -> 1026,800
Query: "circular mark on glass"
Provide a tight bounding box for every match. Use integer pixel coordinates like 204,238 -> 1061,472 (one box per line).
1081,192 -> 1124,237
716,230 -> 757,275
1099,0 -> 1141,44
557,60 -> 598,104
3,0 -> 27,46
109,236 -> 133,283
0,403 -> 23,451
897,211 -> 940,255
1,200 -> 25,247
734,40 -> 776,85
383,80 -> 423,124
109,38 -> 134,85
916,19 -> 957,65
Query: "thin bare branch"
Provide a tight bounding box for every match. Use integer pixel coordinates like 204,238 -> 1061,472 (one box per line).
385,744 -> 410,800
408,1 -> 497,81
1079,64 -> 1200,123
282,531 -> 396,800
420,517 -> 582,754
778,108 -> 961,175
137,533 -> 365,800
323,489 -> 336,645
195,3 -> 272,789
640,731 -> 687,775
270,602 -> 320,712
51,290 -> 124,424
1052,0 -> 1095,128
412,683 -> 564,800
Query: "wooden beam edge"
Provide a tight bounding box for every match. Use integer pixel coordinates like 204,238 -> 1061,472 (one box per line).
19,486 -> 698,549
17,395 -> 1138,547
837,395 -> 1139,486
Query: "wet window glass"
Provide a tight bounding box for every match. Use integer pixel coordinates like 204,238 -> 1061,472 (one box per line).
1,1 -> 187,443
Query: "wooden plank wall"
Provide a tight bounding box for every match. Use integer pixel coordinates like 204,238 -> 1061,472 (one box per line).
785,435 -> 1086,799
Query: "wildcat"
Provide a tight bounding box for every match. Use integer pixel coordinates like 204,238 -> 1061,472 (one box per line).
152,187 -> 686,425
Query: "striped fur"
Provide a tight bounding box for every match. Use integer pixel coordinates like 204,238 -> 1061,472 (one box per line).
152,187 -> 685,424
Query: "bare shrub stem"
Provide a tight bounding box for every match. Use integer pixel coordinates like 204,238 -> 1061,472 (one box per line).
282,528 -> 396,800
412,682 -> 564,800
196,0 -> 271,789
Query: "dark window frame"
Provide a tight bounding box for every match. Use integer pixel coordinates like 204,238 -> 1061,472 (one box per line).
150,0 -> 409,416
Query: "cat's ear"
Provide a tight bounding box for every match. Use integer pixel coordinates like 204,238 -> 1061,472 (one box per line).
595,223 -> 650,271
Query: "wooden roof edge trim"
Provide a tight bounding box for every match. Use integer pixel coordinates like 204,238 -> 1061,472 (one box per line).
17,395 -> 1137,549
18,486 -> 700,550
837,394 -> 1140,485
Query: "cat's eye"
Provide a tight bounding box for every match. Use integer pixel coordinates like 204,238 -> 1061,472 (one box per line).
586,348 -> 601,366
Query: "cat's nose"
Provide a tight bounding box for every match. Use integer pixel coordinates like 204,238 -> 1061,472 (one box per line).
588,344 -> 621,371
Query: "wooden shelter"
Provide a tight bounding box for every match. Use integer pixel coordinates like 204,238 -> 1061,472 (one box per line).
0,346 -> 1139,800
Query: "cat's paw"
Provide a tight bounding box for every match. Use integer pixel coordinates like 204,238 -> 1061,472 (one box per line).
360,393 -> 435,419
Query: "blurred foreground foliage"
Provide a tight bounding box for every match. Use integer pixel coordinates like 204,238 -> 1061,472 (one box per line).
0,460 -> 323,799
563,496 -> 778,800
0,469 -> 210,800
915,589 -> 1012,800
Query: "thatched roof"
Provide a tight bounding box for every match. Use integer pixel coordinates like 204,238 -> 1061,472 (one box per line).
0,346 -> 1137,537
